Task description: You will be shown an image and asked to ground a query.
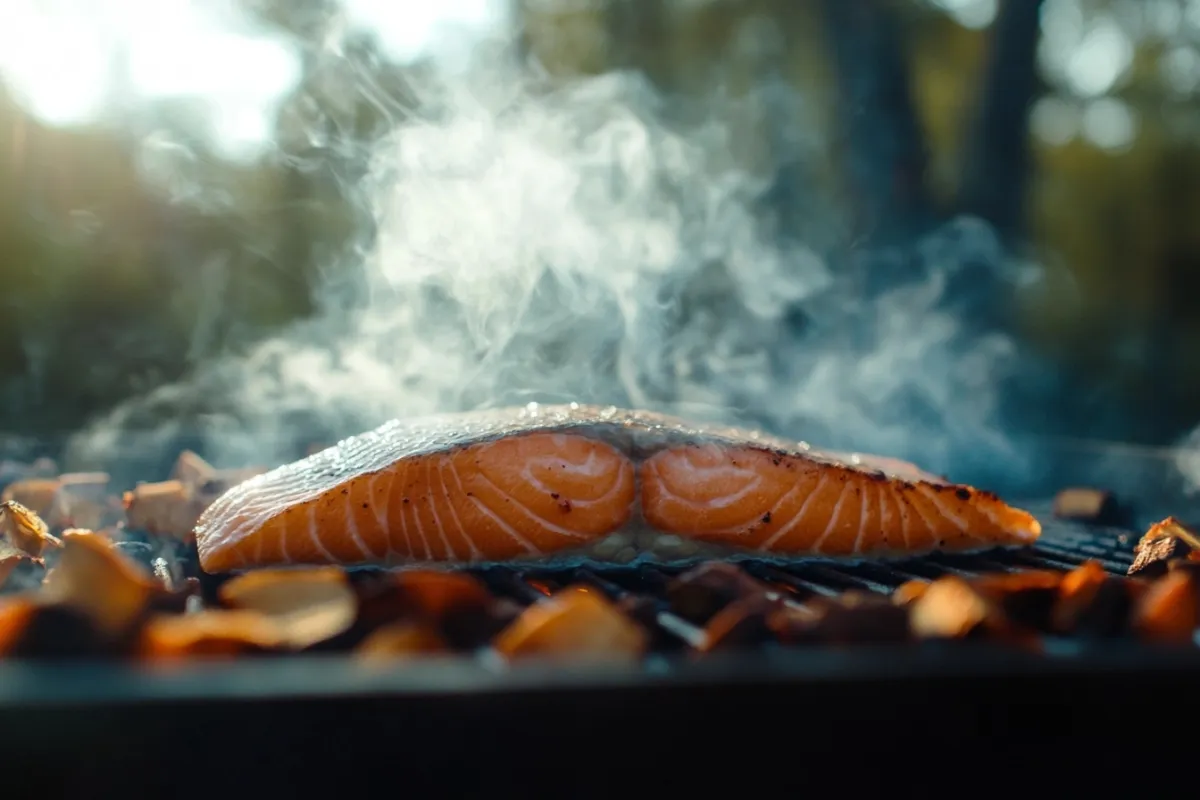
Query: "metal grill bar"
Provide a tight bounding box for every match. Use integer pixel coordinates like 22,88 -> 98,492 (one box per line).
455,511 -> 1142,653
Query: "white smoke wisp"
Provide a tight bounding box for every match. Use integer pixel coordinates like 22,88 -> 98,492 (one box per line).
64,35 -> 1031,486
1174,430 -> 1200,494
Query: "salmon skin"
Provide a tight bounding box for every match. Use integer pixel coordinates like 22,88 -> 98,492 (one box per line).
194,403 -> 1041,573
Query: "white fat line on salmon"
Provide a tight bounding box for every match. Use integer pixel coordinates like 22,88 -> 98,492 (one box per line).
649,456 -> 765,512
527,448 -> 609,479
451,462 -> 542,556
408,483 -> 431,560
253,512 -> 267,562
850,480 -> 873,554
914,483 -> 980,540
425,458 -> 459,561
309,501 -> 341,562
278,506 -> 292,564
881,482 -> 910,550
756,473 -> 826,551
519,460 -> 624,506
892,482 -> 916,551
372,469 -> 398,560
671,468 -> 803,537
440,459 -> 483,561
901,484 -> 939,543
339,486 -> 374,561
472,470 -> 591,541
395,463 -> 418,560
811,481 -> 853,554
406,472 -> 434,560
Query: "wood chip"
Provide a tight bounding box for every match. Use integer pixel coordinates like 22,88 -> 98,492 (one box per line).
666,562 -> 768,624
1129,517 -> 1200,578
909,576 -> 1010,640
374,570 -> 505,648
493,585 -> 647,661
139,611 -> 286,659
391,570 -> 494,619
355,622 -> 448,661
170,451 -> 216,489
1052,488 -> 1120,524
39,530 -> 161,636
0,479 -> 60,519
123,480 -> 204,541
47,473 -> 113,530
218,567 -> 357,650
0,500 -> 60,560
891,579 -> 930,606
774,592 -> 910,645
0,598 -> 36,654
1051,560 -> 1131,636
971,570 -> 1063,631
699,592 -> 782,651
1132,570 -> 1199,645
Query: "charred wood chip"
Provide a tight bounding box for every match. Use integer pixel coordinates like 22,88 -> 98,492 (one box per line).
1052,487 -> 1123,525
1132,570 -> 1199,645
0,500 -> 60,560
697,592 -> 783,652
147,576 -> 201,615
1129,518 -> 1200,578
972,570 -> 1063,631
493,585 -> 647,662
0,600 -> 110,659
39,530 -> 163,639
218,567 -> 358,651
666,562 -> 768,624
614,594 -> 671,635
775,592 -> 910,645
353,570 -> 506,649
1050,561 -> 1132,637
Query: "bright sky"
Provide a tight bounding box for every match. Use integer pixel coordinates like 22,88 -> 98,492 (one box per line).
0,0 -> 502,158
0,0 -> 1190,158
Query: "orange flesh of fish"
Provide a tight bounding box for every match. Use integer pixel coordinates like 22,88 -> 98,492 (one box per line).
194,405 -> 1041,573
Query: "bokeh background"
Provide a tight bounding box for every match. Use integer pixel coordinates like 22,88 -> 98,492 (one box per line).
1,0 -> 1197,482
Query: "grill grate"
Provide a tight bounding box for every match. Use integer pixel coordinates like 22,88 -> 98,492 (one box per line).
456,502 -> 1136,651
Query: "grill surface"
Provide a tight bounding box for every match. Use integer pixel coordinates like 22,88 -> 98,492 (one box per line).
3,499 -> 1197,794
467,499 -> 1137,648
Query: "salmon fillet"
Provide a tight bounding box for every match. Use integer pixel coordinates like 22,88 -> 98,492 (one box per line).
194,403 -> 1041,572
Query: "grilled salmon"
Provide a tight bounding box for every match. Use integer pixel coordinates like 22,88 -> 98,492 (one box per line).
194,404 -> 1041,572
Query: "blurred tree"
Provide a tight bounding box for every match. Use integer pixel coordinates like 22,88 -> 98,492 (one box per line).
1,0 -> 1200,455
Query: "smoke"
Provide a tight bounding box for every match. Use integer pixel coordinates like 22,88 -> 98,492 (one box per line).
63,24 -> 1036,489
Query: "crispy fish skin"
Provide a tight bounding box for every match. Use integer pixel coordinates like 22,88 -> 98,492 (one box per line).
194,404 -> 1041,572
